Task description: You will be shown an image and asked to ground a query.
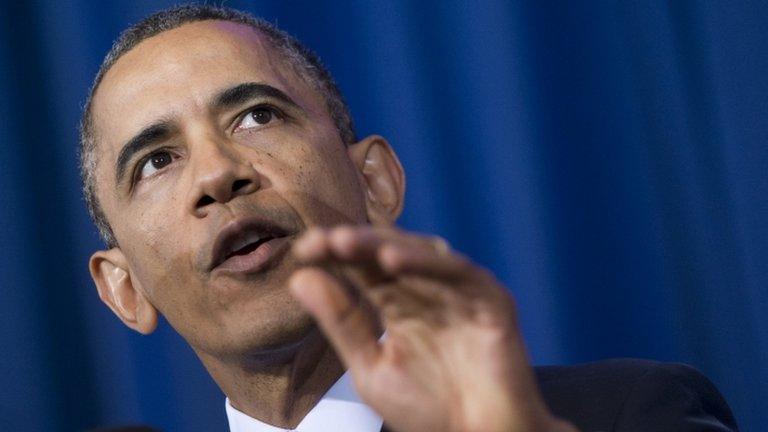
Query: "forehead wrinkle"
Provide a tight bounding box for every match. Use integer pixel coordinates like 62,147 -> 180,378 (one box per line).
98,24 -> 287,124
97,20 -> 327,131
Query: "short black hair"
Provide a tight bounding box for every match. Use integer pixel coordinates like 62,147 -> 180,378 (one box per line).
79,4 -> 356,247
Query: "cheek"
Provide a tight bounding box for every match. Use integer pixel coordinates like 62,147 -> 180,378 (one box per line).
127,233 -> 189,296
279,141 -> 367,225
135,203 -> 183,259
123,202 -> 199,305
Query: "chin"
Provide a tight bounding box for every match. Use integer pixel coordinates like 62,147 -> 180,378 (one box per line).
203,301 -> 317,361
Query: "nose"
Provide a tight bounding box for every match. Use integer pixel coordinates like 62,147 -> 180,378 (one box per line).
188,140 -> 260,217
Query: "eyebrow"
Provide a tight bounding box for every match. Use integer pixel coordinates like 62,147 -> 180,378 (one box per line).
114,82 -> 300,188
115,121 -> 175,186
212,82 -> 301,112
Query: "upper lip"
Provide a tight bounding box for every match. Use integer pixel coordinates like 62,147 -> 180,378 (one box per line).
209,216 -> 291,271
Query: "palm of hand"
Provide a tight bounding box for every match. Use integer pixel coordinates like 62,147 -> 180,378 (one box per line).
289,226 -> 576,432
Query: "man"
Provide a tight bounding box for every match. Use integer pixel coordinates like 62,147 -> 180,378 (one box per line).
81,5 -> 737,431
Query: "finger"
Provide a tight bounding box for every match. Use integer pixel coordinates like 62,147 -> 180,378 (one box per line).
327,225 -> 386,263
378,242 -> 475,282
328,227 -> 457,267
328,226 -> 451,261
377,241 -> 510,315
294,226 -> 411,263
288,267 -> 381,371
292,226 -> 391,261
292,228 -> 332,261
295,226 -> 468,299
295,226 -> 395,285
325,227 -> 461,291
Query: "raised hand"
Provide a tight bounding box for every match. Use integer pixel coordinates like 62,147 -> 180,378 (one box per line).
289,225 -> 577,432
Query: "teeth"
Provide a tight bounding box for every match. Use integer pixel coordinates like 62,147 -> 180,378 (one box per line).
228,232 -> 263,255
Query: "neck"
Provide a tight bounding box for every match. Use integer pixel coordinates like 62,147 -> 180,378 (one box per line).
198,326 -> 345,428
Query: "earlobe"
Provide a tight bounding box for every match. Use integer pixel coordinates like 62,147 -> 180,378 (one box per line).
89,248 -> 158,335
348,135 -> 406,224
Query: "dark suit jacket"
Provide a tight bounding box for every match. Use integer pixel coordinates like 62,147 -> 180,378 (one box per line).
535,359 -> 737,431
96,359 -> 738,431
382,359 -> 738,432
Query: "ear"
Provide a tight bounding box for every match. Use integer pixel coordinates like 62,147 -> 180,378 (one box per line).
89,248 -> 158,335
348,135 -> 406,225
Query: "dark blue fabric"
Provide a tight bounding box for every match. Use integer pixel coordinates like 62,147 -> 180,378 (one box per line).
0,1 -> 765,430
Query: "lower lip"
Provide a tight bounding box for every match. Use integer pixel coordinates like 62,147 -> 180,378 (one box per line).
214,236 -> 291,275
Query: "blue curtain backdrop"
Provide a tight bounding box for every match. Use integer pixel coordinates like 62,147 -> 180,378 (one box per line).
1,1 -> 765,430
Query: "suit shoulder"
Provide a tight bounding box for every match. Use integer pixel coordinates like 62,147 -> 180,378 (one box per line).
534,359 -> 738,431
535,357 -> 661,386
614,361 -> 738,431
534,358 -> 657,430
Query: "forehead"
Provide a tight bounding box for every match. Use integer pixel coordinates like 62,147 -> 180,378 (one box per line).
91,20 -> 314,169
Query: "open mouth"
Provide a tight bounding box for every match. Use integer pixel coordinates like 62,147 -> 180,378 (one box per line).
225,233 -> 276,259
210,217 -> 292,274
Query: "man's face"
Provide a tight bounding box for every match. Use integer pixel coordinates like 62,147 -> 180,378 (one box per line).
90,21 -> 369,357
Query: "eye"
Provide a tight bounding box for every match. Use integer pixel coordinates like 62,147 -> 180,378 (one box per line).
138,150 -> 174,180
236,106 -> 279,131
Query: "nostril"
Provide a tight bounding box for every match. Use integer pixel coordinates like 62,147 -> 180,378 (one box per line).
197,195 -> 215,208
232,179 -> 251,193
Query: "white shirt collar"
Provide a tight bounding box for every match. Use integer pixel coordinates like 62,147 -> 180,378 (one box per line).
226,371 -> 383,432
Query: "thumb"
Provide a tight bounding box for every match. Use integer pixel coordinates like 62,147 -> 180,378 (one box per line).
289,267 -> 381,372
